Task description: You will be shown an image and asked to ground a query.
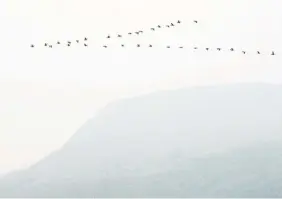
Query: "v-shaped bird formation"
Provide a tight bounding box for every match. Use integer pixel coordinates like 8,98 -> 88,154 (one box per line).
30,19 -> 277,56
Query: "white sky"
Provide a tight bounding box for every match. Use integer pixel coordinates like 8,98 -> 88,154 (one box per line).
0,0 -> 282,174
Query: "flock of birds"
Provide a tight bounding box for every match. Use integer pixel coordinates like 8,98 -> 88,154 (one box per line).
30,19 -> 276,56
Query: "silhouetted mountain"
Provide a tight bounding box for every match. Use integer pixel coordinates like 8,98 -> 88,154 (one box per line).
0,83 -> 282,197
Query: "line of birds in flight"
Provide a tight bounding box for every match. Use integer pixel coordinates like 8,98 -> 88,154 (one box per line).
30,19 -> 276,56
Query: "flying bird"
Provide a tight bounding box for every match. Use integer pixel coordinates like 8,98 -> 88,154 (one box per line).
271,51 -> 275,55
149,44 -> 153,47
194,47 -> 198,50
49,45 -> 52,48
137,44 -> 140,47
128,32 -> 132,35
257,51 -> 260,54
84,37 -> 88,41
121,44 -> 125,47
179,46 -> 184,48
217,48 -> 221,51
167,45 -> 171,48
151,28 -> 155,31
44,43 -> 48,47
139,30 -> 143,33
84,44 -> 88,47
194,20 -> 198,23
177,20 -> 181,24
103,45 -> 107,48
171,23 -> 175,26
242,51 -> 246,54
166,25 -> 170,28
67,43 -> 71,47
206,48 -> 209,51
117,34 -> 122,38
76,40 -> 79,43
135,32 -> 140,35
230,48 -> 234,51
31,44 -> 34,48
57,41 -> 60,44
157,25 -> 161,28
107,35 -> 111,39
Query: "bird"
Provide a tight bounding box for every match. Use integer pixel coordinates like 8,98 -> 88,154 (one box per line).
217,48 -> 221,51
157,25 -> 161,28
76,40 -> 79,43
107,35 -> 111,39
257,51 -> 260,54
139,30 -> 143,33
49,45 -> 52,48
67,41 -> 71,44
57,41 -> 60,44
128,32 -> 132,35
84,43 -> 88,47
171,23 -> 175,26
117,34 -> 122,38
194,20 -> 198,23
194,47 -> 198,50
166,25 -> 170,28
242,51 -> 246,54
84,37 -> 88,41
151,28 -> 155,31
31,44 -> 34,48
103,45 -> 108,48
271,51 -> 275,55
149,44 -> 153,47
44,43 -> 48,47
67,43 -> 71,47
206,48 -> 209,51
177,20 -> 181,24
230,48 -> 234,51
137,44 -> 140,47
121,44 -> 125,47
135,32 -> 140,35
179,46 -> 184,49
167,45 -> 171,48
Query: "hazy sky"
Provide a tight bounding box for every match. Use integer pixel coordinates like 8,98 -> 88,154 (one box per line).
0,0 -> 282,174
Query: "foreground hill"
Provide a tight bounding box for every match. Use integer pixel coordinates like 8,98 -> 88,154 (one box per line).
0,83 -> 282,197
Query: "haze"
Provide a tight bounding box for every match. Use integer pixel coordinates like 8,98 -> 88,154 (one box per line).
0,0 -> 282,175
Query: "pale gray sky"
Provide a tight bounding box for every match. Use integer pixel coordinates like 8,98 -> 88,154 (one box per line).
0,0 -> 282,174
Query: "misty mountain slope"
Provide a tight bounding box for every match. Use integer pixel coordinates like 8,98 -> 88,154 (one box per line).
0,83 -> 282,197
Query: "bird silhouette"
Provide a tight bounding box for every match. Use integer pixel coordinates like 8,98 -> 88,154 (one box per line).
137,44 -> 140,47
44,43 -> 48,47
257,51 -> 260,54
171,23 -> 175,26
157,25 -> 161,28
128,32 -> 132,35
151,28 -> 155,31
206,48 -> 209,51
84,44 -> 88,47
57,41 -> 60,44
217,48 -> 221,51
242,51 -> 246,54
135,32 -> 140,35
76,40 -> 79,43
107,35 -> 111,39
194,20 -> 198,23
149,44 -> 153,47
121,44 -> 125,47
177,20 -> 181,24
84,37 -> 88,41
67,43 -> 71,47
31,44 -> 34,48
167,45 -> 171,48
166,25 -> 170,28
49,45 -> 52,48
271,51 -> 275,55
117,34 -> 122,38
230,48 -> 234,51
194,47 -> 198,50
179,46 -> 184,48
103,45 -> 107,48
67,41 -> 71,44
